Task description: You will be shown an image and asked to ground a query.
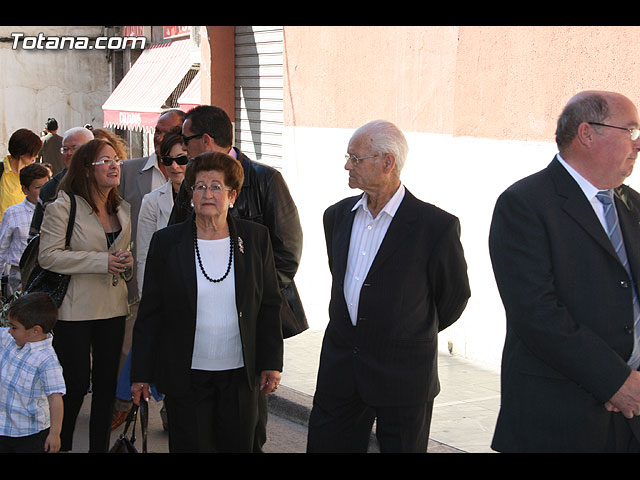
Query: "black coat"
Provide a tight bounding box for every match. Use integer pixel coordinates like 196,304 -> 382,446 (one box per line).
316,189 -> 470,407
489,157 -> 640,452
130,214 -> 283,396
169,148 -> 307,338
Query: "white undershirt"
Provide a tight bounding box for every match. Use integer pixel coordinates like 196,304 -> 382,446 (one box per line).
191,237 -> 243,371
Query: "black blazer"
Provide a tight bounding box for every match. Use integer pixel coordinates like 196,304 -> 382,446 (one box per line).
316,188 -> 470,407
169,148 -> 308,338
130,214 -> 283,396
489,157 -> 640,452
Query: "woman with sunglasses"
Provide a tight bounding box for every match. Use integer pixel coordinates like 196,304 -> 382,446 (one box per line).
38,138 -> 133,452
135,132 -> 188,288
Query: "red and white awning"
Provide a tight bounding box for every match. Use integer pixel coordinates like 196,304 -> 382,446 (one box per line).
177,70 -> 201,112
102,39 -> 194,132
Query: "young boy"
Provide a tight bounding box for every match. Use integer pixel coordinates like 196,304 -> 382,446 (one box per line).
0,292 -> 65,452
0,163 -> 50,295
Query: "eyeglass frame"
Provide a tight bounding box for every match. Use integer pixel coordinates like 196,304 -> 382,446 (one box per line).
344,153 -> 379,166
190,182 -> 233,194
161,154 -> 189,166
588,122 -> 640,141
91,156 -> 124,167
60,145 -> 79,154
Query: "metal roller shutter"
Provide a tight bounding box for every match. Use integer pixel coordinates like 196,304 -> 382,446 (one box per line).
234,26 -> 284,169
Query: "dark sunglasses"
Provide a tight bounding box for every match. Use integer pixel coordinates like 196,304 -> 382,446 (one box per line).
161,154 -> 189,166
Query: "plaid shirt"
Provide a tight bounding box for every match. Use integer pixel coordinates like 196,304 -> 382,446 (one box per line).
0,328 -> 66,437
0,198 -> 35,271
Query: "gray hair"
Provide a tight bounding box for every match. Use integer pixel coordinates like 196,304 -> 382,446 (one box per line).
352,120 -> 409,174
555,92 -> 610,152
63,126 -> 94,143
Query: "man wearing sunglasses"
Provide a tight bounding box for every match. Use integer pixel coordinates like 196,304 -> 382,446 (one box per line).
168,104 -> 308,452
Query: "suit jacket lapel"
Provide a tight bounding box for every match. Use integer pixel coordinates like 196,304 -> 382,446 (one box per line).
334,197 -> 358,281
157,182 -> 174,228
548,157 -> 620,261
231,215 -> 247,314
366,190 -> 418,278
175,219 -> 197,316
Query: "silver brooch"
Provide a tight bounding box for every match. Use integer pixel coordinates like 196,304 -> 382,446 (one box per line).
238,236 -> 244,254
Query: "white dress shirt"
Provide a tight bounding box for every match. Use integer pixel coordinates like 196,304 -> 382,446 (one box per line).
142,152 -> 167,192
343,184 -> 405,325
556,154 -> 608,231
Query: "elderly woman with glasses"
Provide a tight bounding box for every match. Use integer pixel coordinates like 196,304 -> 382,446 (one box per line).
130,151 -> 283,453
38,138 -> 133,452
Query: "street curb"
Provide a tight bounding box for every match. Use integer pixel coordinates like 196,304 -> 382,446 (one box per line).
267,385 -> 465,453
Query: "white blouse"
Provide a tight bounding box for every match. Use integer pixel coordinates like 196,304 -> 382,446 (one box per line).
191,236 -> 244,371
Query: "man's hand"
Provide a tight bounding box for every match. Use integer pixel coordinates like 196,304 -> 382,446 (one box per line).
606,370 -> 640,418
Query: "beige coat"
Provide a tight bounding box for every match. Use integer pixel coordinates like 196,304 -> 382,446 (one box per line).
39,191 -> 131,321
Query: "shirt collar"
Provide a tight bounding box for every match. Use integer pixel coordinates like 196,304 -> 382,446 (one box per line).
352,183 -> 406,218
15,333 -> 54,352
22,197 -> 36,210
142,151 -> 159,172
556,153 -> 602,200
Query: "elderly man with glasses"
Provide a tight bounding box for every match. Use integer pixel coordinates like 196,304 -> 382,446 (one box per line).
307,119 -> 471,453
28,126 -> 94,238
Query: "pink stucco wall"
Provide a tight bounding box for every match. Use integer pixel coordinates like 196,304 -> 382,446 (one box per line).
284,26 -> 640,142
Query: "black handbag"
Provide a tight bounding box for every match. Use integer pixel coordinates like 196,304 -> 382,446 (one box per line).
109,401 -> 148,453
21,192 -> 76,307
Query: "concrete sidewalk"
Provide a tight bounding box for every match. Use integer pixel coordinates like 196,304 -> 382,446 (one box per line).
273,329 -> 500,453
73,328 -> 500,453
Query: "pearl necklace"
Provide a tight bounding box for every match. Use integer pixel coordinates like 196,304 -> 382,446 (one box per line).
193,219 -> 233,283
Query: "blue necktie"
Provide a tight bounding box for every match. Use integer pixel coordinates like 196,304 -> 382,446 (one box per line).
596,190 -> 640,370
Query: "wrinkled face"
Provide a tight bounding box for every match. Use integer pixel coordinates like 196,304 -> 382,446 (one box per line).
192,169 -> 237,219
590,96 -> 640,189
61,133 -> 91,169
344,134 -> 383,192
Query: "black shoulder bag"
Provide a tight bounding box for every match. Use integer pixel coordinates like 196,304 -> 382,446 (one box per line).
21,192 -> 76,307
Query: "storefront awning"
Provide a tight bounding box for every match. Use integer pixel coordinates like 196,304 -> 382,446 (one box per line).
102,39 -> 195,133
177,70 -> 201,112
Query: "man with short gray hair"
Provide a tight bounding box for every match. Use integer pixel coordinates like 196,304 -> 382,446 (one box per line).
307,119 -> 471,452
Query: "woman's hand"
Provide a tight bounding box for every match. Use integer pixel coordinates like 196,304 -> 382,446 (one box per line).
131,382 -> 150,406
108,250 -> 133,275
260,370 -> 281,395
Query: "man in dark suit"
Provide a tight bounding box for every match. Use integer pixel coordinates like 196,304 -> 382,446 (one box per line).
489,90 -> 640,452
306,120 -> 471,453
